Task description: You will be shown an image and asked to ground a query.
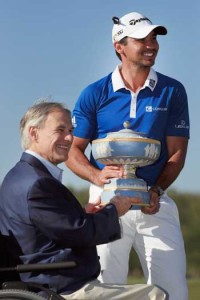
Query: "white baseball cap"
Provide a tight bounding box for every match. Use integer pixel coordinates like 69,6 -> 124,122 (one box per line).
112,12 -> 167,43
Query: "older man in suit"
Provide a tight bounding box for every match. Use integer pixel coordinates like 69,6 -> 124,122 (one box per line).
0,101 -> 166,299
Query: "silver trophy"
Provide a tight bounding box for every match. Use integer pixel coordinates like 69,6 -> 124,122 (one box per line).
92,121 -> 161,209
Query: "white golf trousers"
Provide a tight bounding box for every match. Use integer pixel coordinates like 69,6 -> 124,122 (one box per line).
89,184 -> 188,300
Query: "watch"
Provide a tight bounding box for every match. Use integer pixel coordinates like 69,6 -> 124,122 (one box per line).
149,185 -> 164,196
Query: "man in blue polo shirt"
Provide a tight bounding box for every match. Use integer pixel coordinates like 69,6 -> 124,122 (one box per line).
66,11 -> 190,300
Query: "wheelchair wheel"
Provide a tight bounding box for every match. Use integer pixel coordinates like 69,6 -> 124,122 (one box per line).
0,289 -> 46,300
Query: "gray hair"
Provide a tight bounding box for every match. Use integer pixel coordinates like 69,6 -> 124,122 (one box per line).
20,100 -> 71,150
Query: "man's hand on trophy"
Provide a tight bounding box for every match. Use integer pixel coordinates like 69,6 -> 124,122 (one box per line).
110,195 -> 141,216
95,165 -> 124,186
141,190 -> 160,215
84,196 -> 105,213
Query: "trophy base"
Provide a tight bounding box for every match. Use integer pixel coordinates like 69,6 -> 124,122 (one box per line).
101,178 -> 150,210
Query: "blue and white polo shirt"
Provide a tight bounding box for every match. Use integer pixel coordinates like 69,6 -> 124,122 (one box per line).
72,66 -> 190,185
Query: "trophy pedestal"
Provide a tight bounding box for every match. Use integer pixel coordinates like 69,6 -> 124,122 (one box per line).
101,177 -> 150,210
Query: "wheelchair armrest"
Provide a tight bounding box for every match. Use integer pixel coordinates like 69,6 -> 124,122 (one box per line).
0,261 -> 76,274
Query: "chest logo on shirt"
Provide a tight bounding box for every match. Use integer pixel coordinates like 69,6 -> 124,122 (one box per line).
146,106 -> 167,112
146,106 -> 153,112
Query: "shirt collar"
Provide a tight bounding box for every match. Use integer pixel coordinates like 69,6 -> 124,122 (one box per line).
112,65 -> 158,92
25,150 -> 63,182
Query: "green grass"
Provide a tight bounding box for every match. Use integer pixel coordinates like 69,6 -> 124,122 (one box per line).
128,277 -> 200,300
188,278 -> 199,300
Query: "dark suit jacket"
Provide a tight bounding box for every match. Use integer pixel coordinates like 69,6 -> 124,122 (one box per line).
0,152 -> 121,294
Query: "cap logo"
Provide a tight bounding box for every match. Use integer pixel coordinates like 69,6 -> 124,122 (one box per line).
114,29 -> 123,38
113,15 -> 155,42
129,17 -> 151,26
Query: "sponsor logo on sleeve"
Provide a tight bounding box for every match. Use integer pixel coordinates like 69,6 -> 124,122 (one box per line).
72,116 -> 77,128
175,120 -> 189,129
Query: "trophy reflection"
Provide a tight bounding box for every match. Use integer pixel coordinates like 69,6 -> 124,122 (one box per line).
92,121 -> 161,209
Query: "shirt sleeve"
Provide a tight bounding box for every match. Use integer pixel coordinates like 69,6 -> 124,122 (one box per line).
72,85 -> 98,140
166,82 -> 190,138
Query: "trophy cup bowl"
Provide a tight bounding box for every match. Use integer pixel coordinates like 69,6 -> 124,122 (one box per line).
91,121 -> 161,209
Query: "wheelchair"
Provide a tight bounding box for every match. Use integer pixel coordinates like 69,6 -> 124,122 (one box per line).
0,232 -> 76,300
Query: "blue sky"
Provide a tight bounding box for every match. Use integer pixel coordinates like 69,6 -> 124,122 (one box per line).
0,0 -> 199,193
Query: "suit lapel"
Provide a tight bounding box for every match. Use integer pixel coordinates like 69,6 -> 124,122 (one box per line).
20,152 -> 52,176
20,152 -> 84,212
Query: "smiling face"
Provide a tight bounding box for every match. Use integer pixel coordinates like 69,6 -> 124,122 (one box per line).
115,31 -> 159,68
29,109 -> 73,165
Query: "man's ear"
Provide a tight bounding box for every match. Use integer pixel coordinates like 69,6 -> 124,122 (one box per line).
114,42 -> 124,56
29,126 -> 38,142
